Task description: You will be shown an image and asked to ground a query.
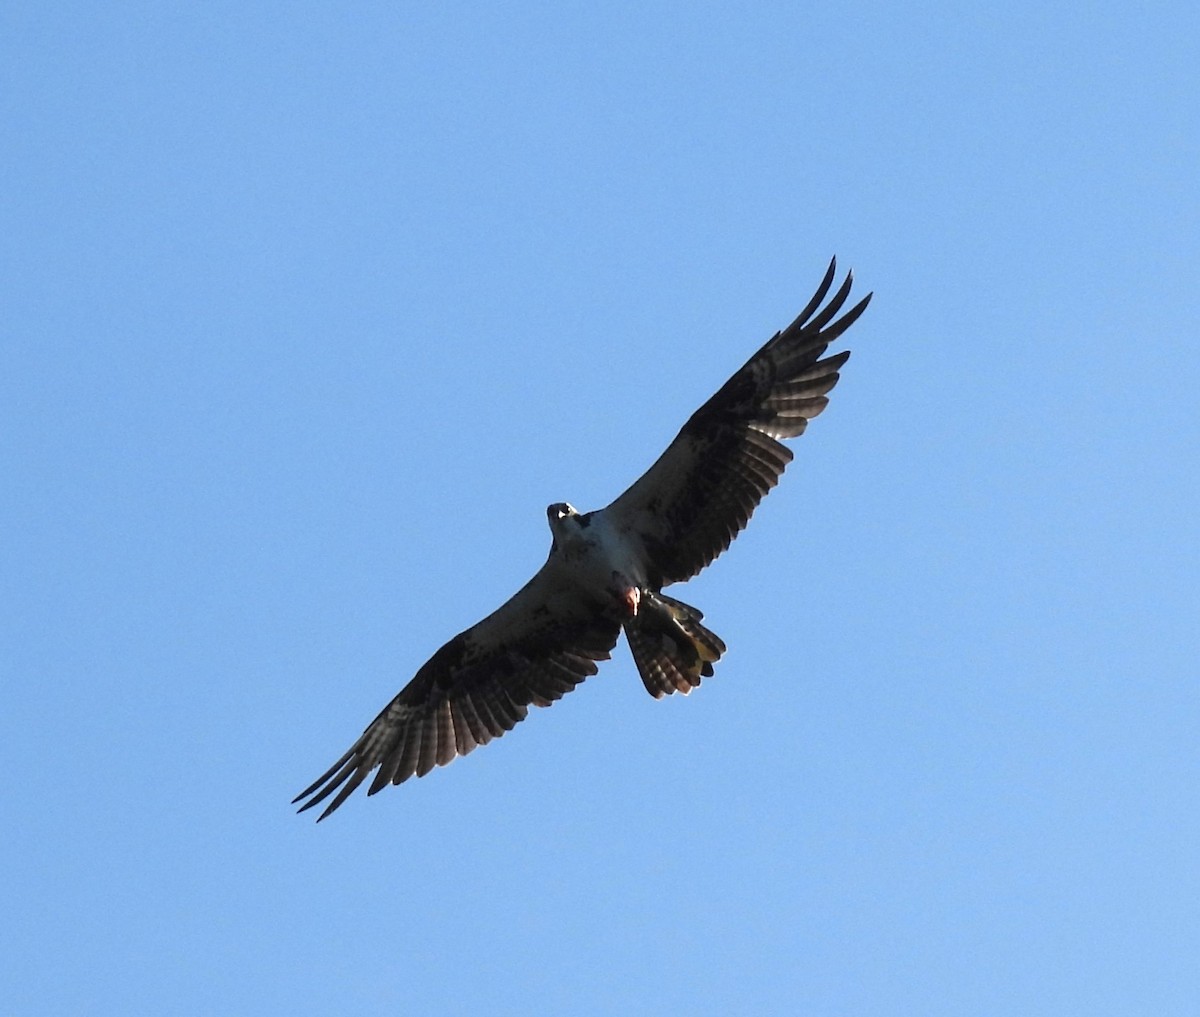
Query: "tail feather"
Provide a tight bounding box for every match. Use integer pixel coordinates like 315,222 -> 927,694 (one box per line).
624,590 -> 726,698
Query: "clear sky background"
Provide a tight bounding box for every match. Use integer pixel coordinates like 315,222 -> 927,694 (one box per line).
3,4 -> 1197,1015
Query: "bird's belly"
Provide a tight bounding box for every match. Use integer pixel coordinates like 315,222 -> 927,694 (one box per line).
569,519 -> 646,599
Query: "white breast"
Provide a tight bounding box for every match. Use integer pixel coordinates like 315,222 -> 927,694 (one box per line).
593,510 -> 639,567
564,510 -> 647,595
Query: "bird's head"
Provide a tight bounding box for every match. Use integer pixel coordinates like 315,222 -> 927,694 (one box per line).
546,502 -> 580,544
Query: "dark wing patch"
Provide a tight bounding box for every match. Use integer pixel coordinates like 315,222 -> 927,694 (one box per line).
606,258 -> 870,584
294,567 -> 621,820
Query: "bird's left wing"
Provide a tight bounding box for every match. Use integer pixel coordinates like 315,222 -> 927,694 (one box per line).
294,562 -> 621,820
605,258 -> 870,586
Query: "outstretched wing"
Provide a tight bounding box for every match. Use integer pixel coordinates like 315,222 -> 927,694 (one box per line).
606,258 -> 870,585
294,563 -> 621,820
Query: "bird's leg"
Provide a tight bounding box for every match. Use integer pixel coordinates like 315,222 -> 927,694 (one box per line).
610,573 -> 640,618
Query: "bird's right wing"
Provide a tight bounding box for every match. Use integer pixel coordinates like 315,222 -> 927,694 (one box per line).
294,561 -> 622,820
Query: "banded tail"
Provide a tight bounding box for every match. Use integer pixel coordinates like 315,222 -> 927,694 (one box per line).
624,590 -> 726,698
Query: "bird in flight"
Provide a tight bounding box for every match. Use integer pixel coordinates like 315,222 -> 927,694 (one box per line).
295,258 -> 871,819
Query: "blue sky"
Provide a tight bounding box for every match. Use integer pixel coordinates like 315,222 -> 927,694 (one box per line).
3,3 -> 1197,1014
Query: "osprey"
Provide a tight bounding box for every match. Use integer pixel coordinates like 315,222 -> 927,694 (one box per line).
295,259 -> 871,819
